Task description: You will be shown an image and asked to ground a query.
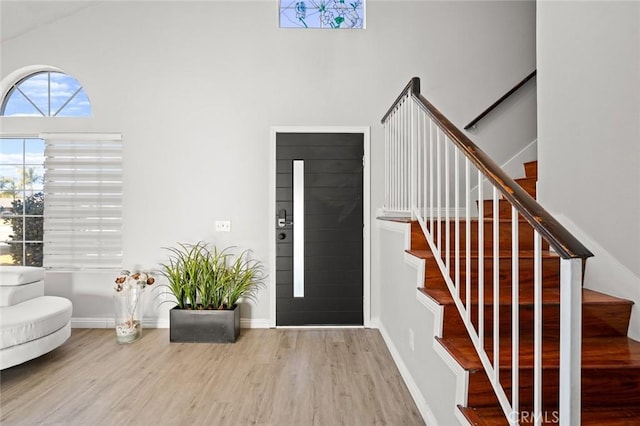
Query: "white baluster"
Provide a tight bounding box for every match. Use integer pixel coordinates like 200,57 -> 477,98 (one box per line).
534,230 -> 542,426
511,206 -> 520,424
478,170 -> 484,344
436,128 -> 442,254
384,121 -> 389,210
493,186 -> 500,384
423,112 -> 428,221
455,148 -> 460,296
445,137 -> 450,271
429,120 -> 434,234
390,110 -> 395,212
403,98 -> 408,211
404,96 -> 410,211
410,100 -> 417,218
465,158 -> 471,323
398,101 -> 407,211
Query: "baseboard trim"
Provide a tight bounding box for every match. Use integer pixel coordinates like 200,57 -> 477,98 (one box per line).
241,318 -> 271,328
377,322 -> 439,426
369,317 -> 380,329
72,317 -> 271,329
71,318 -> 112,328
276,325 -> 365,329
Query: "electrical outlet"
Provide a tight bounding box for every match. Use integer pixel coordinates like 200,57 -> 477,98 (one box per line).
215,220 -> 231,232
409,328 -> 415,352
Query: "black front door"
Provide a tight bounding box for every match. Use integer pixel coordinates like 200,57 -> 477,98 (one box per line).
275,132 -> 364,326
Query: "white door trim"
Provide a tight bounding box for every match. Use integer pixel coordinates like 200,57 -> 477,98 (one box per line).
269,126 -> 371,328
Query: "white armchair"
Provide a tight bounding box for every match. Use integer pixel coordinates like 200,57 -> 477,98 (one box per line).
0,266 -> 72,369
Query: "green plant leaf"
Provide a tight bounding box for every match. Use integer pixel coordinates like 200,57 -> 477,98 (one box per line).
160,242 -> 265,311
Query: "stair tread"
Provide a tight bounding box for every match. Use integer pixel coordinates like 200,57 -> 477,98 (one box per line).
407,249 -> 560,260
509,176 -> 537,198
515,176 -> 537,184
377,216 -> 412,223
437,335 -> 640,371
580,406 -> 640,425
425,217 -> 538,223
581,288 -> 635,305
582,336 -> 640,369
419,286 -> 633,308
459,405 -> 640,425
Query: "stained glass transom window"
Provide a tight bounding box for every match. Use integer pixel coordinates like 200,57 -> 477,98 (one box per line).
280,0 -> 365,29
1,71 -> 91,117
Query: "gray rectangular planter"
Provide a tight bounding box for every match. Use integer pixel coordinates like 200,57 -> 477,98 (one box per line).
169,305 -> 240,343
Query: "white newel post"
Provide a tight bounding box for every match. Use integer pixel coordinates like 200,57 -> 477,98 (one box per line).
559,258 -> 582,425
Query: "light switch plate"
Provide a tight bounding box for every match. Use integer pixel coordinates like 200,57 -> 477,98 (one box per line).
215,220 -> 231,232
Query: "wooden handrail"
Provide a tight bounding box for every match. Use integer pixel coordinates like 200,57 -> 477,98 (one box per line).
381,77 -> 420,123
464,70 -> 537,130
381,77 -> 592,260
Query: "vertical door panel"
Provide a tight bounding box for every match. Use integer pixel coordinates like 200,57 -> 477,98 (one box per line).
276,133 -> 364,326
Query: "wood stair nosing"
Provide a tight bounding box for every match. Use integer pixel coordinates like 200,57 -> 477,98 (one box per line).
460,405 -> 640,426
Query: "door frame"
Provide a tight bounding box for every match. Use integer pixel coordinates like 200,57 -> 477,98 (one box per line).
269,126 -> 371,328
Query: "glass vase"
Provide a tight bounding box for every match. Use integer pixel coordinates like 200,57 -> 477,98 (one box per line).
113,285 -> 144,344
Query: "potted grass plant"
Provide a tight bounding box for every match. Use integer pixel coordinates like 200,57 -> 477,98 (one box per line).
160,242 -> 264,343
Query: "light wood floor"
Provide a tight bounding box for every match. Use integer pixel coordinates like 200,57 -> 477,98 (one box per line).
0,328 -> 425,425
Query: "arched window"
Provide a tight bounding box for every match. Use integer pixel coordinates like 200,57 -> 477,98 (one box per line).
1,71 -> 91,117
0,69 -> 115,268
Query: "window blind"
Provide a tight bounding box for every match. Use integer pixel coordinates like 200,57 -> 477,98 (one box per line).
40,133 -> 123,269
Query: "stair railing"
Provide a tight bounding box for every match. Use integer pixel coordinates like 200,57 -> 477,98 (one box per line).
381,77 -> 592,426
464,70 -> 537,130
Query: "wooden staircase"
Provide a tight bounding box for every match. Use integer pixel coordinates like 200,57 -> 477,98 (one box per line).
408,160 -> 640,424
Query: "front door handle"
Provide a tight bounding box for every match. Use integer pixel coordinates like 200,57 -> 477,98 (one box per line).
278,209 -> 293,228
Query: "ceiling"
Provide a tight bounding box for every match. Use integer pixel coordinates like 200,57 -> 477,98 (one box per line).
0,1 -> 96,43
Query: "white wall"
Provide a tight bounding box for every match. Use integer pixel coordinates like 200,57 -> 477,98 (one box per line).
376,220 -> 461,426
537,1 -> 640,338
0,1 -> 536,326
466,77 -> 537,176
